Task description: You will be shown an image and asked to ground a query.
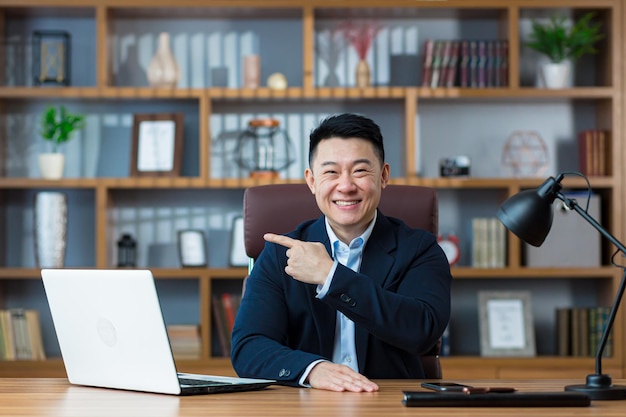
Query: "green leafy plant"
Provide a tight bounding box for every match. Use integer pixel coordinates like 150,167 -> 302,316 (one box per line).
526,12 -> 604,63
39,105 -> 85,153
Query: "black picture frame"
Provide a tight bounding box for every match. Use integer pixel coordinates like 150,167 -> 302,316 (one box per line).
130,113 -> 184,177
32,30 -> 71,86
177,230 -> 207,267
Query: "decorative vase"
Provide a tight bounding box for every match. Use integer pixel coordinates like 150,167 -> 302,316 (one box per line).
34,191 -> 68,268
540,61 -> 571,89
38,153 -> 65,179
147,32 -> 180,88
243,54 -> 260,88
355,59 -> 371,87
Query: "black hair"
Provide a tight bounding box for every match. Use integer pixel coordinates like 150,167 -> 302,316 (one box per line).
308,113 -> 385,166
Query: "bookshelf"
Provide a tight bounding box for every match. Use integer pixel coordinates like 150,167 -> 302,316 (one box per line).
0,0 -> 623,379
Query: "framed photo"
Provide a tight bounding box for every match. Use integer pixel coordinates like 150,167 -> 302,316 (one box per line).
229,216 -> 248,267
177,230 -> 207,267
478,291 -> 536,357
130,113 -> 184,177
32,30 -> 71,86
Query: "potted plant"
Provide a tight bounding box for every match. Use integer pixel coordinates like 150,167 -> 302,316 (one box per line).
38,105 -> 85,179
526,12 -> 604,89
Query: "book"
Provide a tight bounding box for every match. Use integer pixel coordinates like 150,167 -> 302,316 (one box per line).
578,308 -> 589,357
578,129 -> 609,176
10,309 -> 31,360
498,40 -> 509,87
221,292 -> 237,332
211,295 -> 229,357
468,40 -> 478,88
25,310 -> 46,360
596,130 -> 609,175
578,130 -> 594,176
554,306 -> 613,358
556,308 -> 571,356
0,310 -> 15,360
459,40 -> 470,87
167,324 -> 200,360
420,39 -> 435,87
444,41 -> 460,87
429,40 -> 446,88
436,40 -> 452,87
486,40 -> 496,87
477,40 -> 487,88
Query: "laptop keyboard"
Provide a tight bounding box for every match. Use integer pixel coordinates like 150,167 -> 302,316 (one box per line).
178,377 -> 232,387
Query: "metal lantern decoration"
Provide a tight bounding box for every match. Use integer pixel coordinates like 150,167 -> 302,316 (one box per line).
32,30 -> 71,86
234,118 -> 295,179
117,233 -> 137,267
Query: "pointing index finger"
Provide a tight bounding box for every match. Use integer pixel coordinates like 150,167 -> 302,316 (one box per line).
264,233 -> 301,248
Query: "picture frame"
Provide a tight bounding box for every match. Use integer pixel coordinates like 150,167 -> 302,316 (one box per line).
32,30 -> 71,86
177,229 -> 207,267
478,291 -> 536,357
229,216 -> 248,267
130,113 -> 184,177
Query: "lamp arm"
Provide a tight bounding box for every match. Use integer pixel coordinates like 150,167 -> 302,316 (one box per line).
557,192 -> 626,376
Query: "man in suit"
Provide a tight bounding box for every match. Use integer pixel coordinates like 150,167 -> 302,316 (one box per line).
231,113 -> 452,392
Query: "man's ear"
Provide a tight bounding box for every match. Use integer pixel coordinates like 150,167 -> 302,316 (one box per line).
381,163 -> 390,188
305,168 -> 316,194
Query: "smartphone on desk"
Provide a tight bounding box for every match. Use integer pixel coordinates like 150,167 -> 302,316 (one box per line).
421,382 -> 473,392
421,382 -> 516,394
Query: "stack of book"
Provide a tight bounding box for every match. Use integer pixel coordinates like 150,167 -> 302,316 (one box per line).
577,130 -> 610,176
211,292 -> 242,357
0,309 -> 46,360
166,324 -> 201,360
471,217 -> 506,268
556,306 -> 612,357
421,39 -> 509,88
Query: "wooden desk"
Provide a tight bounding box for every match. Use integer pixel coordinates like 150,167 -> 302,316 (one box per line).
1,379 -> 625,416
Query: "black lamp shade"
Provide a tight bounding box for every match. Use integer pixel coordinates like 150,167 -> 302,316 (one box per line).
496,189 -> 554,247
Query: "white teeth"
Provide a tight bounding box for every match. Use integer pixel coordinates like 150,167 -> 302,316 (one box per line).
335,201 -> 358,206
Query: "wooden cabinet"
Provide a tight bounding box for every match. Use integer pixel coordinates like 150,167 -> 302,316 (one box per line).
0,0 -> 623,379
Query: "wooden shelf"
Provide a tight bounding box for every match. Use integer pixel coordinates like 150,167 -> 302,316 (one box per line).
0,86 -> 616,100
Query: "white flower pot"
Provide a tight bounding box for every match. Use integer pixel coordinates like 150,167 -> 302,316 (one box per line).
38,153 -> 65,179
540,62 -> 571,89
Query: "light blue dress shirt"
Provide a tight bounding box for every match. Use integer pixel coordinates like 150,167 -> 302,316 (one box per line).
298,213 -> 377,386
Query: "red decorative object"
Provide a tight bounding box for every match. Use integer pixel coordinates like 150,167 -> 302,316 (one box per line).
338,20 -> 383,87
437,234 -> 460,266
338,20 -> 383,60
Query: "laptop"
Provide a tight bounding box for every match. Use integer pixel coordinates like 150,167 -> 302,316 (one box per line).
41,269 -> 274,395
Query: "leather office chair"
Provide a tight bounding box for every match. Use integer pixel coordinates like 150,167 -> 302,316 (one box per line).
242,183 -> 442,379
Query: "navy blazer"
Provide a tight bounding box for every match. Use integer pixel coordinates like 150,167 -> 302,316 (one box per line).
231,211 -> 452,386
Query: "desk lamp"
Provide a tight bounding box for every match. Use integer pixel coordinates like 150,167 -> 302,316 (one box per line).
496,172 -> 626,400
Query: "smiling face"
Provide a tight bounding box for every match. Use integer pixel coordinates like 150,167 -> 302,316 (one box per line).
305,137 -> 390,244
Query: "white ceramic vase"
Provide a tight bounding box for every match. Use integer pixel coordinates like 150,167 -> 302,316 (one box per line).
34,191 -> 68,268
38,153 -> 65,179
540,61 -> 571,89
147,32 -> 180,88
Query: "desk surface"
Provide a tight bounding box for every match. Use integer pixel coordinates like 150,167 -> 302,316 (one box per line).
1,378 -> 625,416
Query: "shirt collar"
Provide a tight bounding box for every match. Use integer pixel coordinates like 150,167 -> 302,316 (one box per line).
325,211 -> 377,252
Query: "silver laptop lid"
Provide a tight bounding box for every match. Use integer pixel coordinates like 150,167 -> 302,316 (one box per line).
41,269 -> 182,394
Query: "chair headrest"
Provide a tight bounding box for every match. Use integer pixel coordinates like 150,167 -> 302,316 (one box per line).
243,184 -> 438,259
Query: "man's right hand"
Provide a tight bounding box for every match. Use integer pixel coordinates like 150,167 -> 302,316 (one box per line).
307,362 -> 379,392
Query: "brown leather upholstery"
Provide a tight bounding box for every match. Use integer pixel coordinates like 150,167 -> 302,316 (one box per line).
242,183 -> 442,379
243,184 -> 438,259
